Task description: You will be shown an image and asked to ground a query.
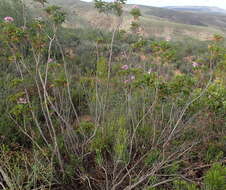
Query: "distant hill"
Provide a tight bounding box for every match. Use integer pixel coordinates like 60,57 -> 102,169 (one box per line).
24,0 -> 226,41
142,6 -> 226,28
164,6 -> 226,14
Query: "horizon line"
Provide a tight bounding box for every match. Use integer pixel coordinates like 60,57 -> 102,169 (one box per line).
80,0 -> 226,10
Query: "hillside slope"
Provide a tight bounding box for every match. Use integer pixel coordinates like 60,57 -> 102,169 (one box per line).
142,6 -> 226,28
164,6 -> 226,14
26,0 -> 226,40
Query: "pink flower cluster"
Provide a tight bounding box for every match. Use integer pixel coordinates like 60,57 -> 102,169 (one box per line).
124,75 -> 135,84
47,58 -> 54,63
4,16 -> 14,22
192,62 -> 199,68
17,97 -> 27,104
132,5 -> 139,9
121,64 -> 136,84
121,64 -> 129,70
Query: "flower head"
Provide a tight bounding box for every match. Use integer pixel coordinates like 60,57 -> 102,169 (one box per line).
132,5 -> 139,9
192,62 -> 199,68
131,75 -> 135,80
147,68 -> 152,74
17,97 -> 27,104
124,79 -> 130,84
47,58 -> 54,63
4,16 -> 14,22
121,64 -> 129,70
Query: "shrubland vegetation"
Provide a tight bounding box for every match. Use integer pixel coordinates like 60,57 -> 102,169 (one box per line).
0,0 -> 226,189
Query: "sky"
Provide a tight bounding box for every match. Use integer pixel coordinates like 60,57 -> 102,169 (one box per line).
82,0 -> 226,10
